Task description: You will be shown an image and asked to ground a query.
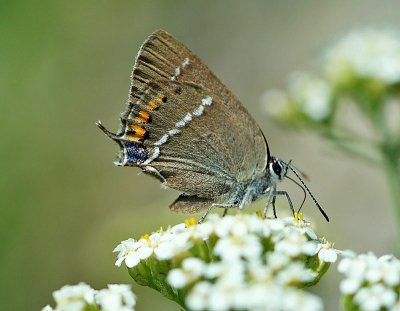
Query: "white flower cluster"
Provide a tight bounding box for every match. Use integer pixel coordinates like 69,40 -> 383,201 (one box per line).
263,27 -> 400,127
288,72 -> 332,121
42,283 -> 136,311
325,28 -> 400,84
262,71 -> 333,123
339,252 -> 400,311
115,213 -> 337,311
114,221 -> 193,268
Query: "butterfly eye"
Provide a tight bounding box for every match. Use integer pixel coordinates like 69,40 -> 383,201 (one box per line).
272,161 -> 282,176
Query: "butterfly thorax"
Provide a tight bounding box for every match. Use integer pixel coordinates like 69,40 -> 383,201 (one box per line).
227,156 -> 287,207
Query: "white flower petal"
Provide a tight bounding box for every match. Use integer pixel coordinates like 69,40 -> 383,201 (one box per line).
125,254 -> 140,268
325,28 -> 400,84
182,258 -> 205,276
340,278 -> 361,294
318,248 -> 338,263
135,246 -> 153,260
186,282 -> 212,311
96,284 -> 136,311
167,269 -> 188,288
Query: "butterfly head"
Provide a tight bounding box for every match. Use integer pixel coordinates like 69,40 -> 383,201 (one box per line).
268,157 -> 287,182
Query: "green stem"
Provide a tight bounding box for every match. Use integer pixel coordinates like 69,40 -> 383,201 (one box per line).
147,278 -> 187,310
324,130 -> 381,165
382,146 -> 400,253
303,261 -> 331,287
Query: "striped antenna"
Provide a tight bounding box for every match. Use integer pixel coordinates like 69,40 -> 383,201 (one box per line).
288,164 -> 329,222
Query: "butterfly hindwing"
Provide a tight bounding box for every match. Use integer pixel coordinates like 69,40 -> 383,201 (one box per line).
169,194 -> 213,214
100,30 -> 269,202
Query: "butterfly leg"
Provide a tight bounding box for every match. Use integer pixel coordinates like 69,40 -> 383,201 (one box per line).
199,203 -> 234,224
262,188 -> 275,218
274,190 -> 295,216
272,196 -> 277,218
222,208 -> 229,217
238,188 -> 252,211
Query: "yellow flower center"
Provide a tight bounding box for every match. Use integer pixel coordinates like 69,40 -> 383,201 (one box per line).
185,218 -> 197,228
140,234 -> 150,241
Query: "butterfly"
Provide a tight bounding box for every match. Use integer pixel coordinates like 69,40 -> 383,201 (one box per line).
97,29 -> 329,223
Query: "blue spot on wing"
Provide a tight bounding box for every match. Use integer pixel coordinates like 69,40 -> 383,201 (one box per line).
125,142 -> 147,163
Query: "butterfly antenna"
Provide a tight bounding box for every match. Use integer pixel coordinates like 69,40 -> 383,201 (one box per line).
282,160 -> 310,181
287,165 -> 329,222
285,175 -> 307,212
290,164 -> 310,181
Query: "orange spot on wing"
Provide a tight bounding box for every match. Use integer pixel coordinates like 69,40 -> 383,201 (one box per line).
156,94 -> 166,102
135,116 -> 147,123
139,110 -> 150,119
147,100 -> 159,110
130,124 -> 146,136
135,111 -> 150,123
126,134 -> 143,142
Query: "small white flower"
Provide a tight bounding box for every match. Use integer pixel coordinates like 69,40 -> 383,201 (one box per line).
53,282 -> 96,307
247,261 -> 273,284
113,239 -> 152,268
167,258 -> 205,288
211,214 -> 268,239
380,262 -> 400,286
203,262 -> 225,279
288,71 -> 332,121
182,257 -> 206,273
234,284 -> 282,310
208,279 -> 243,311
340,277 -> 362,294
282,289 -> 323,311
213,215 -> 236,238
276,262 -> 314,285
154,231 -> 192,260
192,221 -> 214,240
325,28 -> 400,84
214,234 -> 262,262
216,261 -> 246,286
270,218 -> 286,230
169,223 -> 186,234
186,281 -> 212,311
247,215 -> 271,237
167,269 -> 188,289
275,231 -> 318,257
354,284 -> 397,311
338,258 -> 367,294
267,252 -> 290,271
293,221 -> 318,240
45,284 -> 137,311
316,241 -> 339,263
96,284 -> 136,311
338,254 -> 368,278
261,89 -> 291,118
338,250 -> 400,306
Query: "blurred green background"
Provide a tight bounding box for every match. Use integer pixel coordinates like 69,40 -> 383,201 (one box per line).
2,1 -> 400,310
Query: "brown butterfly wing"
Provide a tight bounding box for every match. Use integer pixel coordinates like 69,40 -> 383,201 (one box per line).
100,30 -> 269,201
